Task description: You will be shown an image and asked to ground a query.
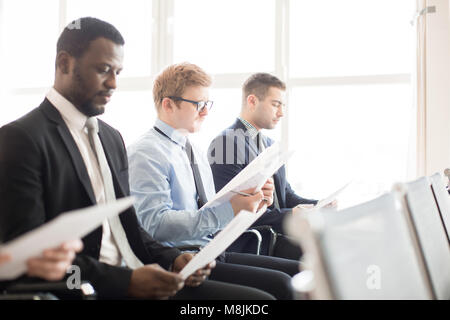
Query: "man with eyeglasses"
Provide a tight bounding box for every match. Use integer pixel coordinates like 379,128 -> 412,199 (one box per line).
208,73 -> 323,260
127,63 -> 300,300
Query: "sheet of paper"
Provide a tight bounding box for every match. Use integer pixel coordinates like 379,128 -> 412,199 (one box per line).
179,206 -> 267,280
0,197 -> 135,280
315,181 -> 352,209
202,142 -> 292,209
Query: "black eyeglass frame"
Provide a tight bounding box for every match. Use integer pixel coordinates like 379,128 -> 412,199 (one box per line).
168,96 -> 214,113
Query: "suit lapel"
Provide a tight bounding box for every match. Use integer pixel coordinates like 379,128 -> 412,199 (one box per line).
231,119 -> 285,207
231,119 -> 259,160
41,100 -> 97,204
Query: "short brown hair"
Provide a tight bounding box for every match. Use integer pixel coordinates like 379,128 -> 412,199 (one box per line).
242,73 -> 286,106
153,62 -> 212,111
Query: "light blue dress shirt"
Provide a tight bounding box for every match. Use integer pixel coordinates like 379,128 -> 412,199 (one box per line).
127,119 -> 234,247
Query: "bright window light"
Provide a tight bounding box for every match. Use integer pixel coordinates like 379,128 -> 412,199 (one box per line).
66,0 -> 152,77
173,0 -> 275,74
289,0 -> 415,77
288,83 -> 414,208
2,0 -> 59,88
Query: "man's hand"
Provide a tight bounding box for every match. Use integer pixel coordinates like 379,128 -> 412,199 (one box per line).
0,253 -> 11,266
230,188 -> 264,216
26,239 -> 83,281
128,264 -> 184,299
259,178 -> 275,209
292,204 -> 315,215
172,253 -> 216,287
324,200 -> 338,209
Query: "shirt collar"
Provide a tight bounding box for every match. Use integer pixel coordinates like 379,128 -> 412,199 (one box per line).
238,117 -> 259,139
46,87 -> 88,131
154,118 -> 187,148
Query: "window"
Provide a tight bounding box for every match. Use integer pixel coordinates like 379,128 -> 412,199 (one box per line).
66,0 -> 153,77
173,0 -> 275,74
2,0 -> 59,88
289,0 -> 414,77
287,0 -> 415,207
0,0 -> 416,207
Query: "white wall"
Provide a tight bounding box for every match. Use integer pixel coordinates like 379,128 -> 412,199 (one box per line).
425,0 -> 450,175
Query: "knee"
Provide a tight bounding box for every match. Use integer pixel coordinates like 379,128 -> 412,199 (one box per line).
268,271 -> 294,300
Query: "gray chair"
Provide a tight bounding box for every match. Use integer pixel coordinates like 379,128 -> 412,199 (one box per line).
429,172 -> 450,242
285,192 -> 431,299
402,177 -> 450,300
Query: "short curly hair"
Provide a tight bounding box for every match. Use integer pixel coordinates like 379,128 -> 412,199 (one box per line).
57,17 -> 124,58
153,63 -> 212,112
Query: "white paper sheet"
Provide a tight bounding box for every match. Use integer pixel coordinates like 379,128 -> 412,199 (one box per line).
0,197 -> 135,280
314,181 -> 352,209
202,142 -> 292,209
179,206 -> 267,280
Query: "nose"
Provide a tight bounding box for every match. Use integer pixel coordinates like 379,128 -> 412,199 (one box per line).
200,105 -> 209,116
277,105 -> 285,118
105,71 -> 117,90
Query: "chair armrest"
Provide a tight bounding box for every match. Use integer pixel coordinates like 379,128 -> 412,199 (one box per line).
3,281 -> 96,300
249,225 -> 278,256
0,292 -> 58,300
243,229 -> 262,255
176,245 -> 202,253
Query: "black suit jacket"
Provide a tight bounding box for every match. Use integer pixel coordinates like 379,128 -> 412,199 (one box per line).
208,119 -> 317,233
0,99 -> 180,298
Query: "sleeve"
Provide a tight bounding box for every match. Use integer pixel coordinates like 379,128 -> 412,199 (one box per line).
0,123 -> 129,298
285,181 -> 318,207
128,147 -> 233,244
113,128 -> 182,267
0,123 -> 46,242
208,134 -> 247,193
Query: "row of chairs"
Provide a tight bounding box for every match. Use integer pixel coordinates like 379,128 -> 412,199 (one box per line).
287,172 -> 450,299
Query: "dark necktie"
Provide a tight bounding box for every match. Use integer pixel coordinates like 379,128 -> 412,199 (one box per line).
257,133 -> 280,210
185,138 -> 209,209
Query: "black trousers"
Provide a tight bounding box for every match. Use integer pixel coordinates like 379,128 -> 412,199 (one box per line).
228,231 -> 303,260
208,252 -> 299,300
273,235 -> 303,260
173,279 -> 275,300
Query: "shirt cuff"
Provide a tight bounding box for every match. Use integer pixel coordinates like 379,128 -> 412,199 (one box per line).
212,201 -> 235,227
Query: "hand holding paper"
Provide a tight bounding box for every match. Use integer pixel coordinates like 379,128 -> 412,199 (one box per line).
172,253 -> 216,287
293,181 -> 352,215
202,142 -> 292,209
26,239 -> 83,281
0,196 -> 135,280
179,206 -> 267,280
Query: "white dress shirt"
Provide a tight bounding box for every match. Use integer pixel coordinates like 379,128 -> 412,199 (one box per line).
46,87 -> 122,266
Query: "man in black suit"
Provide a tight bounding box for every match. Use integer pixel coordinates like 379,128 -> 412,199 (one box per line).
0,18 -> 273,300
208,73 -> 321,260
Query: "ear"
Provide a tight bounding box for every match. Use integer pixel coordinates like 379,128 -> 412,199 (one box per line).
55,51 -> 73,74
161,97 -> 175,113
247,94 -> 258,110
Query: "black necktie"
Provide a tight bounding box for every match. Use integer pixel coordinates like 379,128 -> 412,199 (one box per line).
256,133 -> 280,210
184,139 -> 209,208
153,126 -> 208,208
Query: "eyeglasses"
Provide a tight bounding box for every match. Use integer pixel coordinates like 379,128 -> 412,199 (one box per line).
168,96 -> 214,113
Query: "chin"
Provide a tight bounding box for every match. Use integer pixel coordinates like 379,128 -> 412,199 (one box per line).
87,105 -> 106,117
